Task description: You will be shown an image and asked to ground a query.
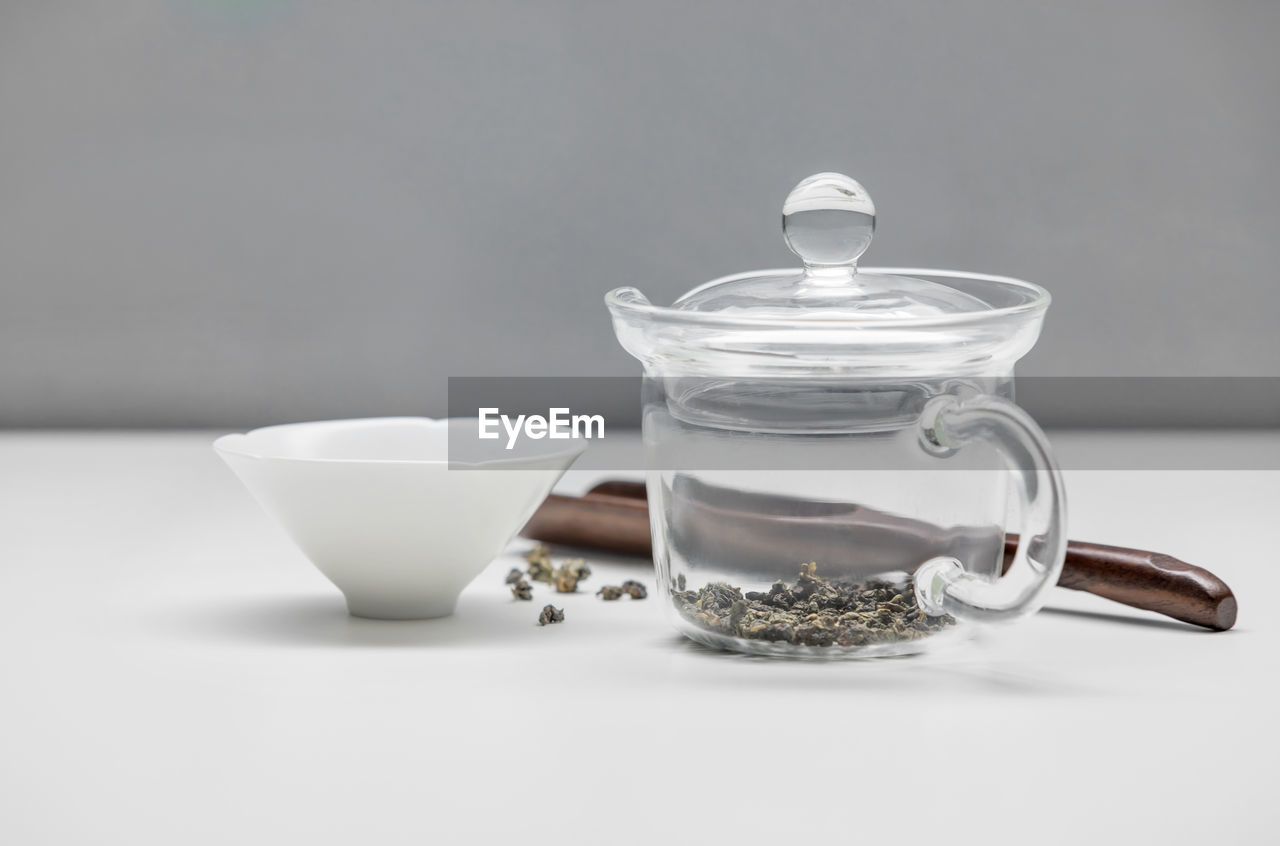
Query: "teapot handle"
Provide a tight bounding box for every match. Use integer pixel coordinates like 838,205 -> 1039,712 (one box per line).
913,394 -> 1068,622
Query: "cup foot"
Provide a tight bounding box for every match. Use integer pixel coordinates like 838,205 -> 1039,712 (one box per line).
343,593 -> 459,620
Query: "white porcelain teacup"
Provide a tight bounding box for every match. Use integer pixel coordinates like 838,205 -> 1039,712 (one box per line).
214,417 -> 583,620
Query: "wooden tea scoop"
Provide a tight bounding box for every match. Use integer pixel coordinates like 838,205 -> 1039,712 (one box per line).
521,479 -> 1237,631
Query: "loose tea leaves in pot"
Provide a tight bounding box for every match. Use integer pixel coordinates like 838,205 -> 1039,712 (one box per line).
674,564 -> 956,649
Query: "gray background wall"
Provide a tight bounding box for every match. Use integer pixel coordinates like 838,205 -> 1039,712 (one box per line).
1,0 -> 1276,428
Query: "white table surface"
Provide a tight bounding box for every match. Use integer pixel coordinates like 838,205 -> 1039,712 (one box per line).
2,430 -> 1277,845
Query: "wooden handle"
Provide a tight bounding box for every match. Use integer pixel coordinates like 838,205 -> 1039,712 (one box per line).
520,480 -> 1237,631
521,492 -> 652,557
1009,537 -> 1237,631
586,480 -> 649,500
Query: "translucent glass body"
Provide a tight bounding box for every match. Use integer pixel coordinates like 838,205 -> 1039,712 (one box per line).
641,376 -> 1016,657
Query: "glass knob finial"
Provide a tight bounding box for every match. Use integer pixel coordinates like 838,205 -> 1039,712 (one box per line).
782,172 -> 876,270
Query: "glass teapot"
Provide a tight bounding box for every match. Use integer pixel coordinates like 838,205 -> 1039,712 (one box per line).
606,173 -> 1066,657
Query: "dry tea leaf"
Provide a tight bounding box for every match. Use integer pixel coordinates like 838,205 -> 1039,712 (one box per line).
551,558 -> 592,593
538,605 -> 564,626
525,544 -> 555,583
564,558 -> 591,581
620,580 -> 647,600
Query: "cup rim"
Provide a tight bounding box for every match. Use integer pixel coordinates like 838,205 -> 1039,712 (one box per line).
213,416 -> 587,468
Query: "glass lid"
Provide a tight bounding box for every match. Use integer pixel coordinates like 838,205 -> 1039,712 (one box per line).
606,171 -> 1052,376
673,173 -> 993,320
